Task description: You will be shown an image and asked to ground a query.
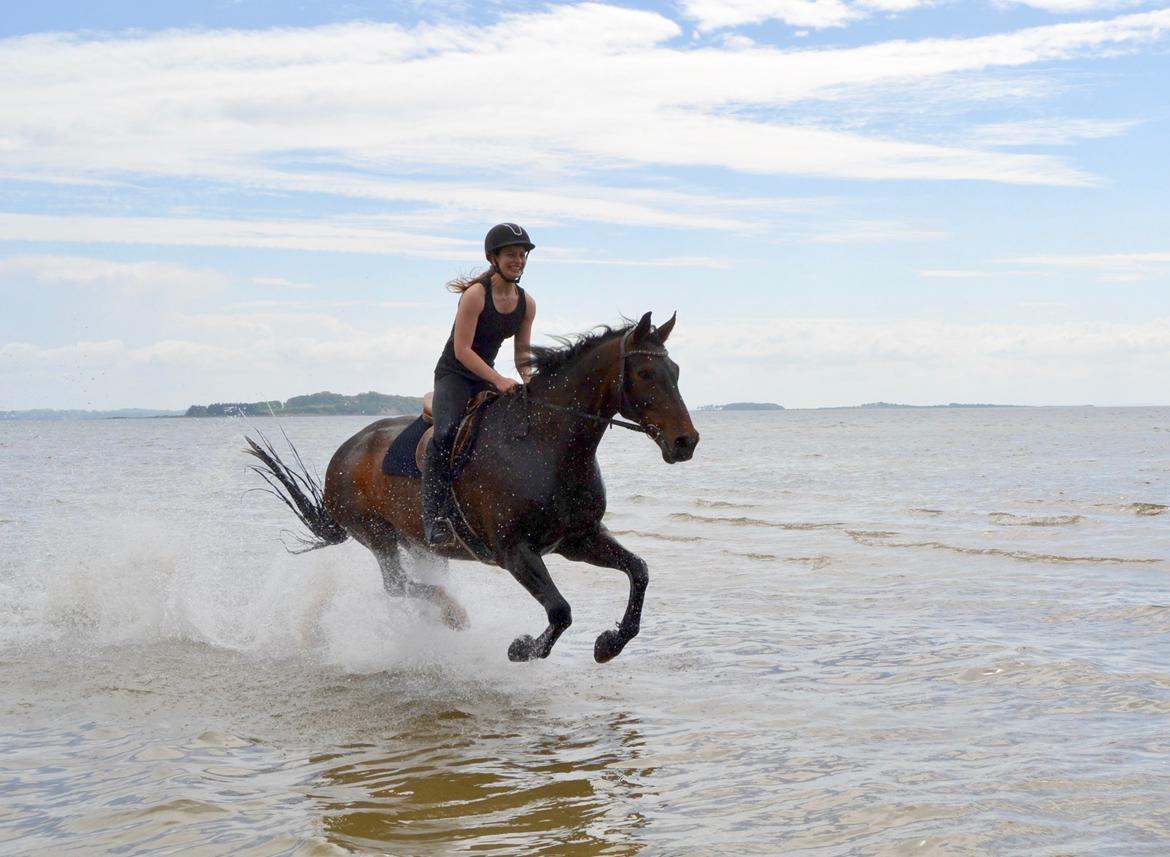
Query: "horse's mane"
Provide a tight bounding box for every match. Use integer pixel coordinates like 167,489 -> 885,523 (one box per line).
519,322 -> 636,379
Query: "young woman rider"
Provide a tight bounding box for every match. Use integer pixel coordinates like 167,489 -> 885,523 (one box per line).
422,222 -> 537,545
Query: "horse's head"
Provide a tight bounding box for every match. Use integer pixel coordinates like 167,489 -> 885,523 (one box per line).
619,312 -> 700,464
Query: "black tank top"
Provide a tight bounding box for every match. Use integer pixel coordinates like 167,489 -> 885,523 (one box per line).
435,283 -> 527,380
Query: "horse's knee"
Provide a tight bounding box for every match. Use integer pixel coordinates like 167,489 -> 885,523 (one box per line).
547,599 -> 572,630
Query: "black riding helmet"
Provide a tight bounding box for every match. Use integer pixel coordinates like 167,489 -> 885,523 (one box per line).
484,223 -> 535,258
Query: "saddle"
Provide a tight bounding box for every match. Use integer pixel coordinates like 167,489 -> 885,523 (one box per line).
414,389 -> 497,475
381,389 -> 498,483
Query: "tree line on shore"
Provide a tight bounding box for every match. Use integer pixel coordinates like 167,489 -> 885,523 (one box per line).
185,391 -> 424,417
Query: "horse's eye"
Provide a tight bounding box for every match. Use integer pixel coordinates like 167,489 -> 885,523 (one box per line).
638,369 -> 653,380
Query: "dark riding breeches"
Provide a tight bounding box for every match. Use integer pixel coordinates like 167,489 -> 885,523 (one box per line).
429,372 -> 491,462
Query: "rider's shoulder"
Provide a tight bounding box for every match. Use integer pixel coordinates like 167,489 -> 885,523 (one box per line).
458,281 -> 487,308
523,290 -> 536,318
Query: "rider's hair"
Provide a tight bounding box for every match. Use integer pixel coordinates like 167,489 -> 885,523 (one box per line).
445,269 -> 493,294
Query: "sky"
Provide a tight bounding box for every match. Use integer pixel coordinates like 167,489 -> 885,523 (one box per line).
1,0 -> 1168,410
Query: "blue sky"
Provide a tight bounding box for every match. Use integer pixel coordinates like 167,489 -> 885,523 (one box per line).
2,0 -> 1168,410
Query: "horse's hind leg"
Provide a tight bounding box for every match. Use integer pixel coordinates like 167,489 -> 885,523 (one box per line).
502,543 -> 572,662
403,540 -> 449,578
557,529 -> 648,663
358,523 -> 468,630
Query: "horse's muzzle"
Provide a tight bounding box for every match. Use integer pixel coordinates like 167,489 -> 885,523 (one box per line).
658,430 -> 699,463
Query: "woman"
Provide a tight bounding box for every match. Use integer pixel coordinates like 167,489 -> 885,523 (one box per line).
422,222 -> 537,545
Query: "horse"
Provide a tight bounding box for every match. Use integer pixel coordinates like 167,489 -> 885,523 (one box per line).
245,311 -> 699,663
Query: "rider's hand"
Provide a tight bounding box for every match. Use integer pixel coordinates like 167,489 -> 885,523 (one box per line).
494,375 -> 521,395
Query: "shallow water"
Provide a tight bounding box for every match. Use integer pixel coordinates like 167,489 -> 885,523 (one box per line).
1,408 -> 1168,855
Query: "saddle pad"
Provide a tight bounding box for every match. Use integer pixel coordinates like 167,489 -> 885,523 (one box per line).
382,415 -> 429,477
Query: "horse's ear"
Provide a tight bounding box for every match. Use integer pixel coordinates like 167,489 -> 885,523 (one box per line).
656,312 -> 677,343
632,311 -> 653,344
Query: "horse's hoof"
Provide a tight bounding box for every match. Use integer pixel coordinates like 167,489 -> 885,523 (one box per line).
594,629 -> 625,663
441,600 -> 469,631
508,634 -> 538,662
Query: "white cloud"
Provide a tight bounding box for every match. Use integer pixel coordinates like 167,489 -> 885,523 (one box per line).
682,0 -> 864,30
677,315 -> 1170,362
681,0 -> 940,30
223,299 -> 436,312
997,0 -> 1152,13
1001,251 -> 1170,281
0,213 -> 476,257
0,325 -> 447,408
669,314 -> 1170,406
230,170 -> 809,231
0,254 -> 229,299
919,269 -> 985,278
0,213 -> 746,265
681,0 -> 1152,30
252,276 -> 318,290
968,117 -> 1139,146
541,253 -> 734,268
6,314 -> 1169,409
811,219 -> 948,243
2,7 -> 1166,189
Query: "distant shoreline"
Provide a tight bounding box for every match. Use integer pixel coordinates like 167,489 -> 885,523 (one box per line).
5,401 -> 1167,420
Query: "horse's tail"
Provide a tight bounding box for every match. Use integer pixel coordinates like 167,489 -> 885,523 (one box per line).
244,430 -> 348,553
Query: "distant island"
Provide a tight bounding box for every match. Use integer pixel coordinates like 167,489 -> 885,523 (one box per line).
185,390 -> 423,417
857,402 -> 1014,409
0,408 -> 185,421
701,402 -> 785,411
693,401 -> 1017,413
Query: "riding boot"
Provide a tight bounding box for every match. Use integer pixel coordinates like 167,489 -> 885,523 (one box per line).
421,444 -> 454,546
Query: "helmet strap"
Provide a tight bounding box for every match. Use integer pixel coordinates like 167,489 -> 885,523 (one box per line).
487,257 -> 521,285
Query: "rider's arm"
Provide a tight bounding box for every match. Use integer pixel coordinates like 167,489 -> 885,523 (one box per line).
514,293 -> 537,384
453,284 -> 516,393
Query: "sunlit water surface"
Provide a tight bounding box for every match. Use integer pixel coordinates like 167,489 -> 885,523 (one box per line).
1,408 -> 1168,855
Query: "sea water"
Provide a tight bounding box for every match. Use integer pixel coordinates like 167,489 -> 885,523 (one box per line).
1,408 -> 1168,855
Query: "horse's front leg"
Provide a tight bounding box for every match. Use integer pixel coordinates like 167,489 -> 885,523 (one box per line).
501,543 -> 572,662
557,528 -> 648,663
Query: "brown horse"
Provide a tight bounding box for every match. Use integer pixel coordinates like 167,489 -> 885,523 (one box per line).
246,311 -> 699,662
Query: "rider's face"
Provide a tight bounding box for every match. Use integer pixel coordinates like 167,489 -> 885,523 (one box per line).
494,245 -> 527,280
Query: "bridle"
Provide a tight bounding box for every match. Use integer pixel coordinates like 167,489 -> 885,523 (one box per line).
518,329 -> 669,437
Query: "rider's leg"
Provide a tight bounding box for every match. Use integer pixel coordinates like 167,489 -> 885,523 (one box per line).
421,442 -> 453,545
421,373 -> 473,545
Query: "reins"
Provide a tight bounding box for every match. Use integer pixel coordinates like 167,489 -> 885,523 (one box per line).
520,387 -> 647,434
516,330 -> 667,438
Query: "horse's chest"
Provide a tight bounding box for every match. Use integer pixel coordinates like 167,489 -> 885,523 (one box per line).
524,479 -> 604,533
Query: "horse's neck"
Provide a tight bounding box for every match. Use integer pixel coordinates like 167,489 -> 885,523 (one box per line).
528,341 -> 620,453
537,341 -> 618,412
